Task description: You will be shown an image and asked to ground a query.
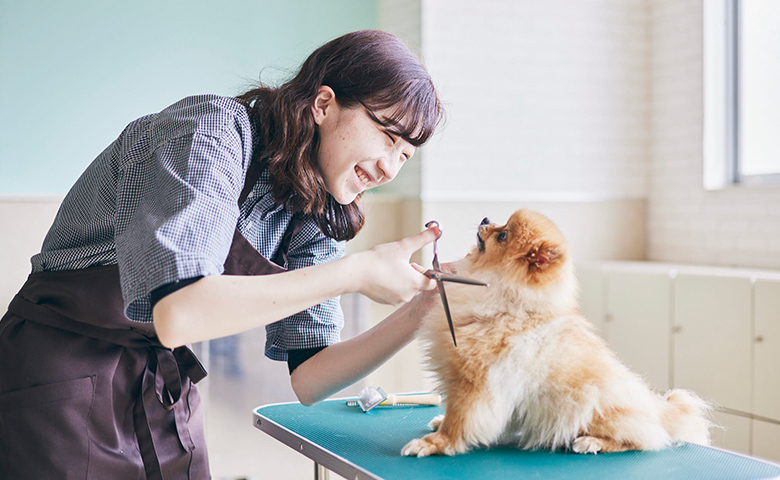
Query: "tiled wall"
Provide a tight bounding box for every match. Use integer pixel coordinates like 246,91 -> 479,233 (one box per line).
420,0 -> 650,202
393,0 -> 651,266
647,0 -> 780,269
382,0 -> 780,269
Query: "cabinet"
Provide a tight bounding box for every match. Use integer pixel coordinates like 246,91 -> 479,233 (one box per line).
577,262 -> 780,462
712,411 -> 751,454
754,280 -> 780,422
672,274 -> 753,414
604,269 -> 671,391
753,420 -> 780,464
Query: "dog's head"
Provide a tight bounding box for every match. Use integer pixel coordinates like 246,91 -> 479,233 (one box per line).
468,209 -> 571,290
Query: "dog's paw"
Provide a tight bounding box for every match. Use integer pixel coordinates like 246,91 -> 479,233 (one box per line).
572,436 -> 603,454
428,415 -> 445,431
401,437 -> 438,457
401,432 -> 459,457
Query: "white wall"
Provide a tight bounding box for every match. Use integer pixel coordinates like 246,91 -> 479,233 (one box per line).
417,0 -> 650,264
648,0 -> 780,269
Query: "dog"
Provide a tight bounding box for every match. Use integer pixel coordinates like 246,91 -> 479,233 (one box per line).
402,209 -> 713,457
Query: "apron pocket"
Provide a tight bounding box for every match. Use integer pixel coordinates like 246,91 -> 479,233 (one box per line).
0,375 -> 96,479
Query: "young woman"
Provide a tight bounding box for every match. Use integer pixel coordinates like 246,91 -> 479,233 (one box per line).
0,30 -> 443,479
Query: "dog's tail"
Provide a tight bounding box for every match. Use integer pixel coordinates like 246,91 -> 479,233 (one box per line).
661,389 -> 714,446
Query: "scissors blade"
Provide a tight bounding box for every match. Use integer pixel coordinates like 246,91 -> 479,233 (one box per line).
434,271 -> 489,286
423,270 -> 489,287
436,280 -> 458,347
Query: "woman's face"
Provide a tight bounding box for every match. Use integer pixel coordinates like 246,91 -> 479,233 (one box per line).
312,87 -> 416,205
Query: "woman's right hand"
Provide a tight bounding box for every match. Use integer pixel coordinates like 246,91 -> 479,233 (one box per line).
350,225 -> 440,305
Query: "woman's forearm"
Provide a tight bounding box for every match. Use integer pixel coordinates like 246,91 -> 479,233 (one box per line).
153,227 -> 438,349
289,300 -> 422,405
153,254 -> 361,348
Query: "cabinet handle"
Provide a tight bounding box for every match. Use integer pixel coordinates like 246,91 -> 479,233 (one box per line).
605,314 -> 614,323
672,326 -> 682,334
755,335 -> 764,343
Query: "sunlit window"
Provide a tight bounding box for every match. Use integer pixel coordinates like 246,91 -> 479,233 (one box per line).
704,0 -> 780,188
731,0 -> 780,184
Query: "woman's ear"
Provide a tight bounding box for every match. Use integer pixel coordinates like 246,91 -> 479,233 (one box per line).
311,85 -> 337,126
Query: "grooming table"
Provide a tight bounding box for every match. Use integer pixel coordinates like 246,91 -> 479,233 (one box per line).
253,399 -> 780,480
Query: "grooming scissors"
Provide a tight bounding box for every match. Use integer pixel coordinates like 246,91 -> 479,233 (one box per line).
423,221 -> 489,347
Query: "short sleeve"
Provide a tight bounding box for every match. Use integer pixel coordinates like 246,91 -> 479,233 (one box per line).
264,218 -> 346,361
116,121 -> 251,322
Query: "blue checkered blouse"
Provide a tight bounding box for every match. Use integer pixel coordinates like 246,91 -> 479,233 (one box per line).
30,94 -> 345,361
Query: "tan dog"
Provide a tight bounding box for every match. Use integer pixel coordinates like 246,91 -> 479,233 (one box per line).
402,209 -> 712,457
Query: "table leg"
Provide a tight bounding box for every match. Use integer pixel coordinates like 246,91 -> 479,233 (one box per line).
314,462 -> 329,480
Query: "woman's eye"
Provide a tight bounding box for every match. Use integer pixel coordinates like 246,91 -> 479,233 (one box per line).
385,132 -> 396,144
497,231 -> 507,242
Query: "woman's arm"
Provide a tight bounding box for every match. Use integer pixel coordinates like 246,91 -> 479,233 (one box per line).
289,290 -> 437,405
152,226 -> 439,348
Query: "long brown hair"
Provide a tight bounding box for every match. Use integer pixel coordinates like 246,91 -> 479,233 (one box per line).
237,30 -> 442,241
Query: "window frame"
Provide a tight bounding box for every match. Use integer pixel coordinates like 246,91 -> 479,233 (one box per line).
704,0 -> 780,189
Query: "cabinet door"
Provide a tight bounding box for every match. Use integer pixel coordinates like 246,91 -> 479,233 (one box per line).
752,420 -> 780,464
576,264 -> 606,335
711,411 -> 751,454
605,271 -> 671,391
754,280 -> 780,422
673,275 -> 752,413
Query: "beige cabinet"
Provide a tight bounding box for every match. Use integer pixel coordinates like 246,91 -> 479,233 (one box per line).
577,263 -> 780,460
672,274 -> 753,414
577,264 -> 606,334
754,280 -> 780,422
711,411 -> 751,454
603,269 -> 671,391
753,420 -> 780,463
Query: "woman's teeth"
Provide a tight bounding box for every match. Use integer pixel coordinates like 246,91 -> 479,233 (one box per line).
355,166 -> 370,186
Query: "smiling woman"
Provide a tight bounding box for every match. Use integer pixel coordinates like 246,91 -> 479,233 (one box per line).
237,30 -> 440,241
0,30 -> 444,480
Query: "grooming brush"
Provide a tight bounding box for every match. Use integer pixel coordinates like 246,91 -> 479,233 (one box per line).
347,386 -> 441,412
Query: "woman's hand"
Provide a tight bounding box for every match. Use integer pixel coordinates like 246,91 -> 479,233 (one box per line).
350,226 -> 440,305
405,260 -> 457,325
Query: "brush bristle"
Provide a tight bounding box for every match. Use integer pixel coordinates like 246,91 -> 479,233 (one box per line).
357,386 -> 387,411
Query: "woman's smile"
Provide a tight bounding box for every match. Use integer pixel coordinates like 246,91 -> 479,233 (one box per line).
355,165 -> 371,187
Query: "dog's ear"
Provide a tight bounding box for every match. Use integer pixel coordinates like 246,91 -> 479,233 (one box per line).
525,242 -> 561,268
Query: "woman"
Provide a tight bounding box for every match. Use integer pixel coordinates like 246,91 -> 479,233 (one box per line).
0,30 -> 443,479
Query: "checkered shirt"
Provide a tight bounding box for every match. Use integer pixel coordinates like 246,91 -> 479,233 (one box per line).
30,94 -> 345,361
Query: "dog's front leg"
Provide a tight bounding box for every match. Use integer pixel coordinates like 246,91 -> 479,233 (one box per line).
401,383 -> 502,457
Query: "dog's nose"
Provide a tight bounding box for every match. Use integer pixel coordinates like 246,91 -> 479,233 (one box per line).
481,217 -> 491,226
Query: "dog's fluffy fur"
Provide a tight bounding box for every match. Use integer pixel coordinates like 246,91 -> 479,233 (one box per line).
402,209 -> 712,457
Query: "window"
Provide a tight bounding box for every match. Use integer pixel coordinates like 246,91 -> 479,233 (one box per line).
704,0 -> 780,189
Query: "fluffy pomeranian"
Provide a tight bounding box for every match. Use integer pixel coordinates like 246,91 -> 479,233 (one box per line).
402,209 -> 712,457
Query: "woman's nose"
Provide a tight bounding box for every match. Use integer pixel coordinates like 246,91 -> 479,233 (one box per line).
377,155 -> 402,183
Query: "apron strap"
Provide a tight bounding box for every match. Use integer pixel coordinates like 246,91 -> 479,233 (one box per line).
135,346 -> 200,480
271,213 -> 305,269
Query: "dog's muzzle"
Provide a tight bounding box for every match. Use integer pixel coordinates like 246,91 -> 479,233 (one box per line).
477,217 -> 490,253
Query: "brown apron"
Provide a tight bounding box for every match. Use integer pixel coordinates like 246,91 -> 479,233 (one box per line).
0,161 -> 303,480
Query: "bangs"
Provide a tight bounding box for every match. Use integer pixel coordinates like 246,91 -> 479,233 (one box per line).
360,79 -> 442,147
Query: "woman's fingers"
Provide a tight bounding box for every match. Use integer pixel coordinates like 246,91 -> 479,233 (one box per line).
410,263 -> 437,290
353,225 -> 442,305
398,224 -> 440,256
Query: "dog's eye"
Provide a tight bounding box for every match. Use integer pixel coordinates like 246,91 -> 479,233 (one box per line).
497,230 -> 508,242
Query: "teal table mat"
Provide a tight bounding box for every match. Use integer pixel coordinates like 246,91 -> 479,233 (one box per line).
254,399 -> 780,480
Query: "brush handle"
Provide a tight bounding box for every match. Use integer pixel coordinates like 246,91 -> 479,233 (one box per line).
384,393 -> 441,406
